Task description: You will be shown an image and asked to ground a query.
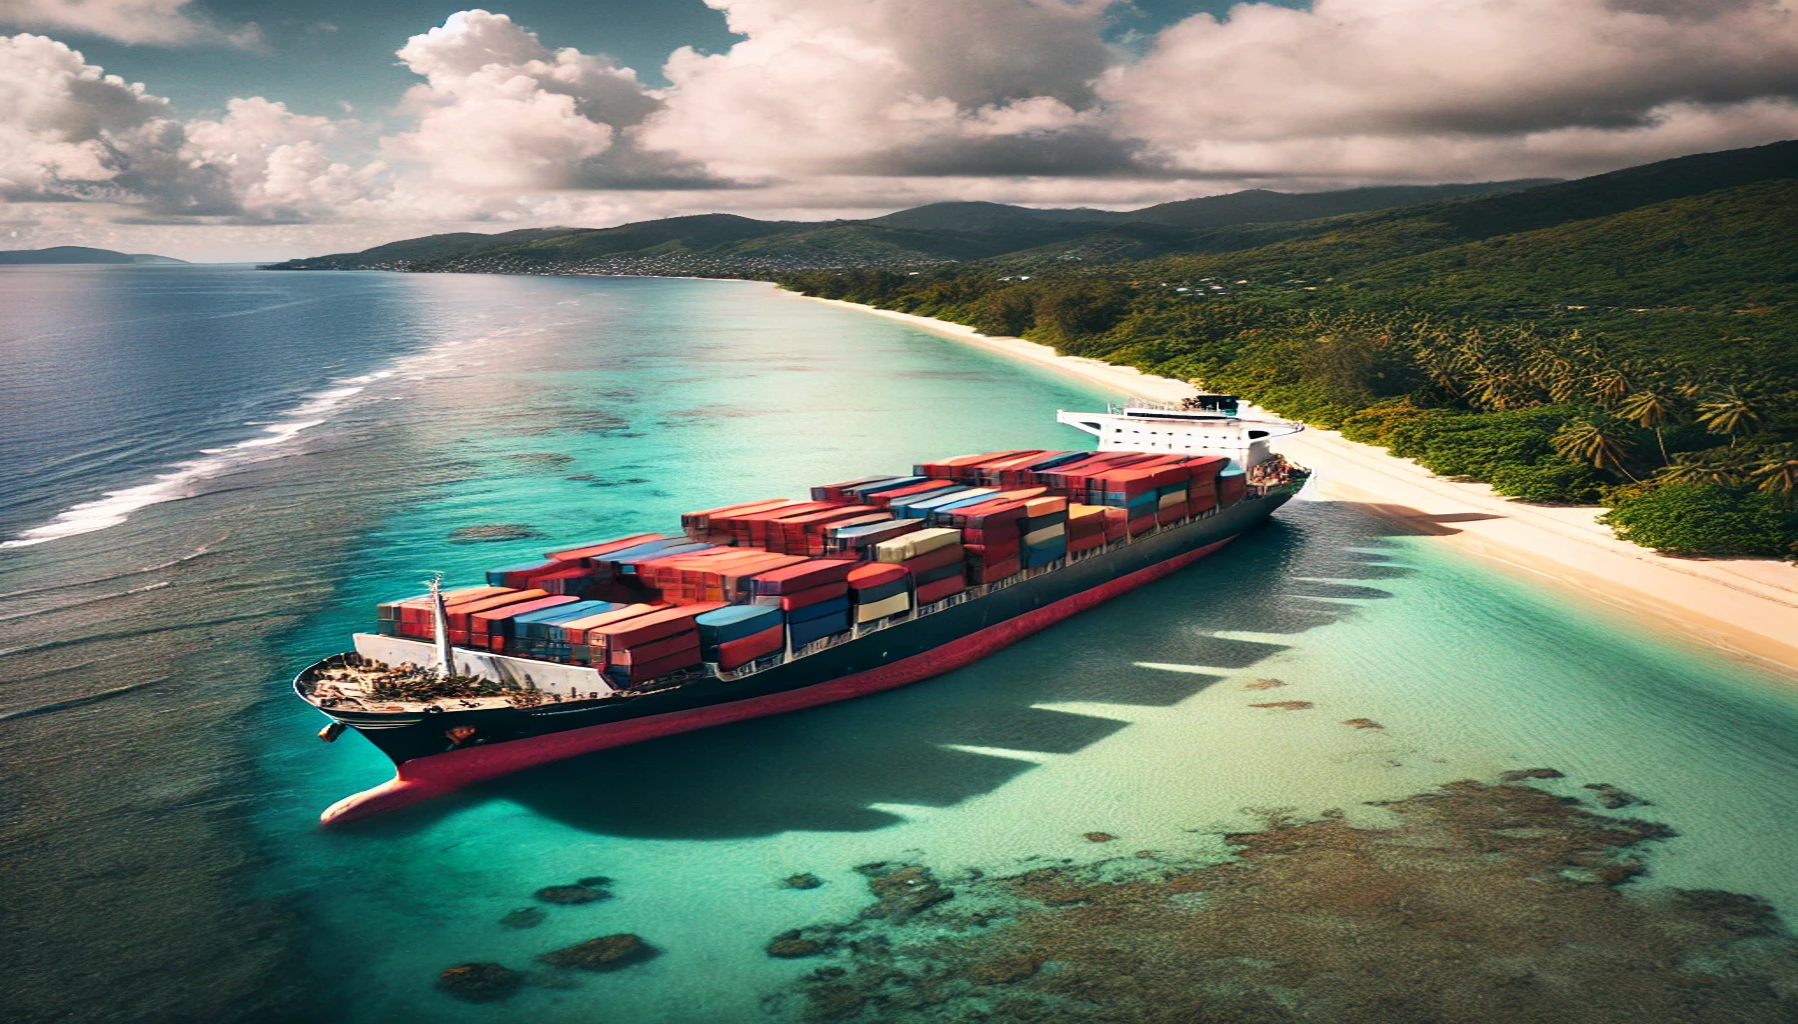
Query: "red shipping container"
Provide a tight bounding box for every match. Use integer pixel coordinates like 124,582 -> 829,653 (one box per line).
587,602 -> 725,651
553,603 -> 662,644
471,595 -> 579,635
847,562 -> 908,590
866,480 -> 957,506
749,559 -> 856,595
899,544 -> 963,576
1068,532 -> 1106,554
1219,475 -> 1247,504
913,451 -> 1035,478
610,628 -> 700,667
1128,514 -> 1158,537
1101,508 -> 1128,540
1157,501 -> 1188,525
914,576 -> 967,604
390,585 -> 506,625
810,476 -> 894,501
446,589 -> 546,631
966,539 -> 1020,561
715,623 -> 785,669
767,580 -> 849,611
606,647 -> 702,684
721,554 -> 809,594
546,533 -> 666,563
969,557 -> 1020,583
730,501 -> 839,545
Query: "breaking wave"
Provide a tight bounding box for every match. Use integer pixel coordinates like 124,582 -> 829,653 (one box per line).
2,371 -> 393,549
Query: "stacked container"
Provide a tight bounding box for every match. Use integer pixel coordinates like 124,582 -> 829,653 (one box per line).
1019,495 -> 1069,567
873,528 -> 965,605
695,604 -> 786,669
749,559 -> 856,648
846,562 -> 911,623
371,441 -> 1266,690
587,603 -> 724,686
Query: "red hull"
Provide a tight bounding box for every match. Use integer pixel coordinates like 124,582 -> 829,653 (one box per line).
320,536 -> 1235,824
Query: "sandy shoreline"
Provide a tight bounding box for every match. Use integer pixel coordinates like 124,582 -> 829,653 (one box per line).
788,289 -> 1798,678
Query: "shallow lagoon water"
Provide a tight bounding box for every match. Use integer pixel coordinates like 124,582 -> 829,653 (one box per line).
3,268 -> 1797,1023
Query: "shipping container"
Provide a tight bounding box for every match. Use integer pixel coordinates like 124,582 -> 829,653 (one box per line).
915,575 -> 966,605
546,533 -> 666,563
603,647 -> 702,686
874,527 -> 961,563
854,591 -> 911,622
788,612 -> 851,649
898,543 -> 963,576
747,559 -> 857,595
846,562 -> 908,590
695,604 -> 784,647
609,629 -> 700,667
712,622 -> 784,669
849,576 -> 910,604
584,602 -> 725,653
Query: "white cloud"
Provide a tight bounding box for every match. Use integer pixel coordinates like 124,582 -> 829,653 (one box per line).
640,0 -> 1130,178
1101,0 -> 1798,178
0,0 -> 251,46
384,9 -> 669,191
0,34 -> 379,219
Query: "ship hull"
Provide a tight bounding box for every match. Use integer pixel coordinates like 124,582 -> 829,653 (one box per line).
315,489 -> 1292,823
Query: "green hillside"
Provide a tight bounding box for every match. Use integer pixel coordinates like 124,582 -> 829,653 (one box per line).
775,141 -> 1798,559
262,180 -> 1547,275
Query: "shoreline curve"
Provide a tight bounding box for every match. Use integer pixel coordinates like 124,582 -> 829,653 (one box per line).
778,286 -> 1798,680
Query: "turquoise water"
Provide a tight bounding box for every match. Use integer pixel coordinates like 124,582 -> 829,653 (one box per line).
4,269 -> 1797,1024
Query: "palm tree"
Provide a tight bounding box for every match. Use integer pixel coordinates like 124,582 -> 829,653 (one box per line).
1696,387 -> 1761,444
1655,449 -> 1748,486
1752,445 -> 1798,503
1552,419 -> 1638,480
1617,389 -> 1676,464
1586,368 -> 1631,409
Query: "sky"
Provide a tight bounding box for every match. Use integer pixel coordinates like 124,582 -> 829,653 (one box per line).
3,0 -> 1796,261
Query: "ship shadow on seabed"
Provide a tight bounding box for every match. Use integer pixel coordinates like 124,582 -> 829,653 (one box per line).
347,500 -> 1417,840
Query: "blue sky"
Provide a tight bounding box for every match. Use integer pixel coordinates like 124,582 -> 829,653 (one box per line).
3,0 -> 1795,260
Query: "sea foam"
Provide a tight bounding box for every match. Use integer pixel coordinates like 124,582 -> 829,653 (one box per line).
1,370 -> 393,549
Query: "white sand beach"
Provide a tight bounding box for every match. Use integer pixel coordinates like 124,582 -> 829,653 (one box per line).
793,290 -> 1798,678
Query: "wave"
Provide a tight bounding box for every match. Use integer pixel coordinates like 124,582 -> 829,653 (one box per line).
0,535 -> 222,598
0,582 -> 170,623
1,371 -> 393,549
0,680 -> 163,723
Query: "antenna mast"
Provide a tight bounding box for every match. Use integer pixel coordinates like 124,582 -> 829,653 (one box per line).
427,572 -> 454,679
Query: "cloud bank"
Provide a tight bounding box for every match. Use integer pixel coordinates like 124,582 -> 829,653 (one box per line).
3,0 -> 1797,254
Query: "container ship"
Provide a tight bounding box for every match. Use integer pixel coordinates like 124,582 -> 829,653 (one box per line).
296,399 -> 1305,823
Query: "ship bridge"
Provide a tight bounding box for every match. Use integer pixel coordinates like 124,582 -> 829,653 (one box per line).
1057,397 -> 1303,468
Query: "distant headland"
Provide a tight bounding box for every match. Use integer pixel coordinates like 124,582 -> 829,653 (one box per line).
0,246 -> 187,266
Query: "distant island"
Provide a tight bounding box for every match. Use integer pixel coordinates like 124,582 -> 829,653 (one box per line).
260,181 -> 1554,276
0,246 -> 187,265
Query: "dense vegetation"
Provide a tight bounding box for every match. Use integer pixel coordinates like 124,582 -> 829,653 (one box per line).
777,147 -> 1798,559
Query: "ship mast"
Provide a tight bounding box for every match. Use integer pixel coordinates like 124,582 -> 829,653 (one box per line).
427,572 -> 455,678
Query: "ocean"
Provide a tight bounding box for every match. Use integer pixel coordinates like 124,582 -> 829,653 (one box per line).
3,265 -> 1797,1024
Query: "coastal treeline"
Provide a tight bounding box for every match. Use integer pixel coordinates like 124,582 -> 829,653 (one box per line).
777,266 -> 1798,559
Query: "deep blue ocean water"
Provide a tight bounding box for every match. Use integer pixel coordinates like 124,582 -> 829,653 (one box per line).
3,265 -> 1798,1024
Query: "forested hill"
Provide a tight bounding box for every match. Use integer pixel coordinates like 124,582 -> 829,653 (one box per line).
260,180 -> 1546,275
0,246 -> 186,265
776,140 -> 1798,560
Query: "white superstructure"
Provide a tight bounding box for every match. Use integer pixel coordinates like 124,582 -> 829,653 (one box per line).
1056,397 -> 1303,469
